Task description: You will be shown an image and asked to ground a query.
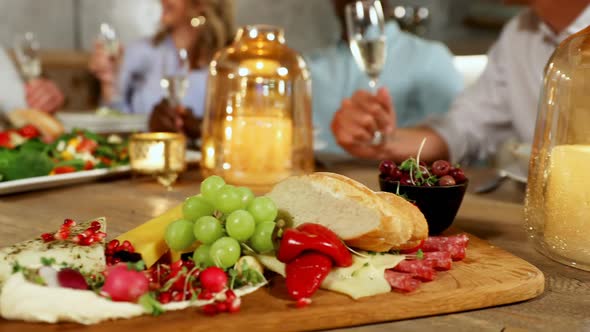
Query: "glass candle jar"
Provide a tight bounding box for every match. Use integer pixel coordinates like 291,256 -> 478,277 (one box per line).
201,25 -> 314,190
524,27 -> 590,271
129,132 -> 186,188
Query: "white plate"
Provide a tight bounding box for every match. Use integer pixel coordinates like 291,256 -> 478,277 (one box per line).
56,112 -> 148,134
0,151 -> 202,196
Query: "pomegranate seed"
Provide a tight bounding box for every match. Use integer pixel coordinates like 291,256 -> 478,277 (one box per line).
198,290 -> 213,300
81,229 -> 94,238
80,236 -> 96,246
63,219 -> 76,227
55,230 -> 70,240
295,298 -> 312,308
41,233 -> 55,242
158,291 -> 172,304
120,240 -> 134,252
225,289 -> 236,303
172,291 -> 184,302
202,304 -> 218,316
215,301 -> 228,313
88,225 -> 101,233
227,298 -> 241,313
93,232 -> 107,241
71,234 -> 83,243
90,221 -> 101,228
107,239 -> 119,251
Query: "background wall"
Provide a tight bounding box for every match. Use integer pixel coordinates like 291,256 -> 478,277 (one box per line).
0,0 -> 520,55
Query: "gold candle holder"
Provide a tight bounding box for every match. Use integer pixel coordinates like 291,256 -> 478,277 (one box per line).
129,133 -> 186,189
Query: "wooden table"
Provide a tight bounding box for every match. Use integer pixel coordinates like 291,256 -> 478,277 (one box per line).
0,163 -> 589,331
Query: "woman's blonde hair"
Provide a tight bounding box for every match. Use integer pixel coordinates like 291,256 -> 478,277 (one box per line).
153,0 -> 236,69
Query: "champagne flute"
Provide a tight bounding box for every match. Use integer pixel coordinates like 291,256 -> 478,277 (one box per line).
345,0 -> 387,91
98,22 -> 120,57
345,0 -> 387,145
13,32 -> 42,81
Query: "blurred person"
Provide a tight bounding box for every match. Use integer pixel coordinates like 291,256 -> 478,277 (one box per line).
309,0 -> 463,156
0,47 -> 64,115
331,0 -> 590,163
89,0 -> 235,138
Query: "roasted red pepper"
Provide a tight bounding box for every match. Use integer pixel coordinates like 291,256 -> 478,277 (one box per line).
285,252 -> 332,301
53,166 -> 77,174
17,125 -> 40,139
277,223 -> 352,267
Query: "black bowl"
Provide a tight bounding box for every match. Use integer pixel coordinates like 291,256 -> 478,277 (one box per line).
378,176 -> 468,235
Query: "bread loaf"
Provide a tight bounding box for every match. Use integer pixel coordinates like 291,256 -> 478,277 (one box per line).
266,172 -> 427,252
7,109 -> 64,141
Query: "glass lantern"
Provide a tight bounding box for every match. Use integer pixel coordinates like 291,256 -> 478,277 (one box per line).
201,25 -> 314,190
524,26 -> 590,271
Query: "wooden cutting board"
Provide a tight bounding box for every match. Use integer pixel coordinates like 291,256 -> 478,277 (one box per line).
0,231 -> 544,332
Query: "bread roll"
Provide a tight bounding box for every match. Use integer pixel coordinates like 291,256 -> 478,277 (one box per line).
7,109 -> 64,141
266,172 -> 426,252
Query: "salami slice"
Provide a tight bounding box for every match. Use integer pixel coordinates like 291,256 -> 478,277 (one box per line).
422,234 -> 469,261
393,259 -> 436,281
384,270 -> 421,293
423,251 -> 452,270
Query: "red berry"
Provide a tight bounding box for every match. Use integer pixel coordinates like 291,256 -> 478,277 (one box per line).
449,168 -> 467,184
158,291 -> 172,304
438,175 -> 456,186
199,267 -> 228,293
379,160 -> 396,176
198,290 -> 214,300
431,160 -> 451,177
63,219 -> 76,228
202,304 -> 218,316
41,233 -> 55,242
399,174 -> 414,186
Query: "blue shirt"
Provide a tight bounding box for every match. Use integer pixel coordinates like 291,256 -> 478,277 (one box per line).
111,36 -> 208,116
307,23 -> 464,155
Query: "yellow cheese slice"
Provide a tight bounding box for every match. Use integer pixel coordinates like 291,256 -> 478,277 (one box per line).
256,253 -> 404,300
115,204 -> 183,267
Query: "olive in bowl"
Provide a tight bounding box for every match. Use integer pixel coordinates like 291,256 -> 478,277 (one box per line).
378,159 -> 468,235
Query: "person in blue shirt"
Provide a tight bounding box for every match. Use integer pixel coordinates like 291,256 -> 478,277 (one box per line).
89,0 -> 234,138
310,0 -> 463,156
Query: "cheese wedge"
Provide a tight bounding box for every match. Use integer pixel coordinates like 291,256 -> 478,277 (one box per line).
256,253 -> 404,299
0,218 -> 107,286
115,204 -> 183,267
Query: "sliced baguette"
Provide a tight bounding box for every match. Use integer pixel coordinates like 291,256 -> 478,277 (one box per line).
375,192 -> 428,250
266,173 -> 423,252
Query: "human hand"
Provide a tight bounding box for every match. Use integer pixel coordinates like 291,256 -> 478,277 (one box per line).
25,79 -> 65,114
331,87 -> 396,159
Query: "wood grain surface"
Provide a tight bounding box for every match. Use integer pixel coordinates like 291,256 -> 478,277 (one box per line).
0,163 -> 588,331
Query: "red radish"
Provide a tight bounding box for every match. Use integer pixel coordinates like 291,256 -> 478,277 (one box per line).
295,298 -> 311,308
102,264 -> 149,302
199,267 -> 227,293
158,291 -> 172,304
227,297 -> 241,313
57,268 -> 89,290
198,290 -> 213,300
216,301 -> 228,313
202,303 -> 218,316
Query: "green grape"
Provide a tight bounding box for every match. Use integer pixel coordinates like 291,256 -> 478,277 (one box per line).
183,195 -> 214,222
247,197 -> 278,223
201,175 -> 225,203
235,187 -> 255,209
209,237 -> 241,269
225,210 -> 256,241
164,219 -> 196,251
249,221 -> 276,253
193,216 -> 224,244
214,185 -> 242,215
193,244 -> 214,267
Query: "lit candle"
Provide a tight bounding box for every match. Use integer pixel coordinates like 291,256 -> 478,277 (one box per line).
129,133 -> 186,175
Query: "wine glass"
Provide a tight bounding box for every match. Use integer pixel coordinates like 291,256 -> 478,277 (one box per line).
13,32 -> 41,81
160,48 -> 190,107
98,22 -> 120,57
345,0 -> 387,91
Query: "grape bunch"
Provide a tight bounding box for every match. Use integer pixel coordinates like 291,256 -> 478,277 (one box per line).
165,175 -> 278,269
379,158 -> 467,187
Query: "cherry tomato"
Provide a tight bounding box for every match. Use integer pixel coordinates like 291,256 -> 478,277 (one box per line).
53,166 -> 77,174
100,157 -> 112,166
83,161 -> 94,170
17,125 -> 40,139
76,138 -> 98,153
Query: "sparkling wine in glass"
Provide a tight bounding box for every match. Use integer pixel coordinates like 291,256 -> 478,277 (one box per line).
13,32 -> 42,81
99,22 -> 120,56
160,48 -> 190,106
345,0 -> 387,91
